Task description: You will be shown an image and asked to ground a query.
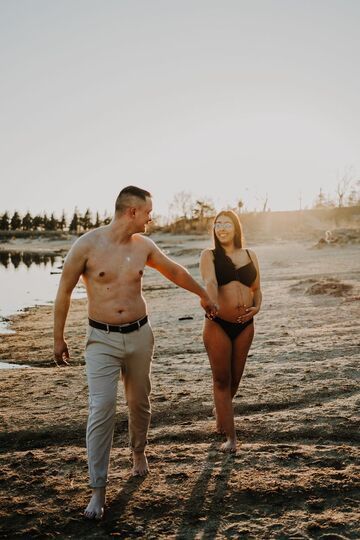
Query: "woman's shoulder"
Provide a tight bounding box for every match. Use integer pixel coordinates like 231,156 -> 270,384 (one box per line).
200,248 -> 215,260
244,247 -> 259,267
243,247 -> 257,257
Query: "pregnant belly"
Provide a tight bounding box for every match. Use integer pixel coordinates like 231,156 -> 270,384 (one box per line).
218,283 -> 253,322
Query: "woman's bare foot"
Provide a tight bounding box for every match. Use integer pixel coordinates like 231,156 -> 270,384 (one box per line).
84,487 -> 105,520
212,407 -> 225,434
132,450 -> 149,476
221,437 -> 237,453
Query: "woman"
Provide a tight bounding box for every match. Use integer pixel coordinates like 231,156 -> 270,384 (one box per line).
200,210 -> 262,452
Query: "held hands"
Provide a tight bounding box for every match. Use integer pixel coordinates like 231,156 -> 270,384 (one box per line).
236,306 -> 259,324
54,339 -> 70,367
200,295 -> 219,319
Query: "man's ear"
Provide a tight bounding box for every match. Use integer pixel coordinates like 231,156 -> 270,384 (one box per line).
129,207 -> 136,218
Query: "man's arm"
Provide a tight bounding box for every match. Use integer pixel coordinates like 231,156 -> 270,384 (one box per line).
53,239 -> 88,366
199,249 -> 219,307
146,240 -> 218,316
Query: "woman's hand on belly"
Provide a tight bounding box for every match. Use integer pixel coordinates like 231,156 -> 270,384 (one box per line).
236,305 -> 259,324
217,283 -> 254,322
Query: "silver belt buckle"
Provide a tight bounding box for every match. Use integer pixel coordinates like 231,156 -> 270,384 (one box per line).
106,324 -> 110,334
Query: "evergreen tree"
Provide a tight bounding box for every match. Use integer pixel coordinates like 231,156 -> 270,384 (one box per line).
32,214 -> 43,230
82,208 -> 93,230
94,212 -> 101,228
59,211 -> 67,230
48,213 -> 58,231
69,211 -> 79,233
22,212 -> 33,231
43,213 -> 50,231
10,211 -> 22,230
0,212 -> 10,230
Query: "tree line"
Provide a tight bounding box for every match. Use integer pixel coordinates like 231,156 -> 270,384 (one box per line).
1,172 -> 360,233
0,209 -> 111,232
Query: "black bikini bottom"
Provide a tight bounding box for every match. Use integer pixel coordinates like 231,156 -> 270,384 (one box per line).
205,315 -> 254,341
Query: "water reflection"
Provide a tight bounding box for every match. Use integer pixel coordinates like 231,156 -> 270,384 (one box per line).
0,251 -> 62,269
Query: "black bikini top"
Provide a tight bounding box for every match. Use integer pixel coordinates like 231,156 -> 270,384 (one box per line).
212,248 -> 257,288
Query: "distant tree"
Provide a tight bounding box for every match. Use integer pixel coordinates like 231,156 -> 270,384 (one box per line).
0,212 -> 10,230
22,212 -> 33,231
81,208 -> 93,230
10,211 -> 22,230
262,193 -> 269,213
43,213 -> 50,231
69,210 -> 79,233
94,212 -> 101,228
254,193 -> 269,213
59,211 -> 67,231
336,166 -> 355,207
237,199 -> 244,213
191,199 -> 215,223
313,188 -> 335,209
346,183 -> 360,206
48,213 -> 58,231
169,191 -> 194,220
32,214 -> 44,230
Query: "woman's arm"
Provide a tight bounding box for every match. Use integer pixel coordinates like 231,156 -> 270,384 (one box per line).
249,250 -> 262,314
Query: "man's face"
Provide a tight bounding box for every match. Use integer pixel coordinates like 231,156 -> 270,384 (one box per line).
134,197 -> 153,232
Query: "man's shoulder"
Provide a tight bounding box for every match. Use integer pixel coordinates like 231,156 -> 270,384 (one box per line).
132,233 -> 157,252
71,227 -> 105,251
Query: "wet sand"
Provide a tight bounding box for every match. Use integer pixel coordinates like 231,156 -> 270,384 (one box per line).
0,236 -> 359,539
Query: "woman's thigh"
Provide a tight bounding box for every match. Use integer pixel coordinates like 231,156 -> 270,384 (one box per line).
203,319 -> 233,381
231,323 -> 254,376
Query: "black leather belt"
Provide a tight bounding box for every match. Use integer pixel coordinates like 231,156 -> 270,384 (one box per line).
88,315 -> 148,334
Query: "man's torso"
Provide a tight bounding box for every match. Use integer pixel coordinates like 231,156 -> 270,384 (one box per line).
82,230 -> 152,324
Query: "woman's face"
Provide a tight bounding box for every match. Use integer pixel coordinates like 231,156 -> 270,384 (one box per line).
214,215 -> 235,245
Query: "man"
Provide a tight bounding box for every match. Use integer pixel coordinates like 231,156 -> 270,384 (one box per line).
53,186 -> 218,520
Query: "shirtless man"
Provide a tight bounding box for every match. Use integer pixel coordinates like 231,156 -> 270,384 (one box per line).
53,186 -> 218,520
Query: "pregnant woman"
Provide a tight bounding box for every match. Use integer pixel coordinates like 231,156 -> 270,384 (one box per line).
200,210 -> 262,452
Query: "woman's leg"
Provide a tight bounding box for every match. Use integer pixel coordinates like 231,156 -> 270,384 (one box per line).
203,319 -> 236,451
230,322 -> 254,399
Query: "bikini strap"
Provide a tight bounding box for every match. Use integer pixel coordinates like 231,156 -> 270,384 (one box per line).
246,249 -> 252,262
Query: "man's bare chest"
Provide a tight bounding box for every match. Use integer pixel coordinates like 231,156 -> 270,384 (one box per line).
84,248 -> 148,285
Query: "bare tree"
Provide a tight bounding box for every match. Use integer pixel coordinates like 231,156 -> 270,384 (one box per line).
336,166 -> 356,207
192,199 -> 215,221
313,188 -> 335,209
169,191 -> 194,220
255,193 -> 269,212
237,199 -> 244,213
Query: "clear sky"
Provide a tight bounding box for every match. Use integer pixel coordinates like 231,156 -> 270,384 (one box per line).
1,0 -> 359,220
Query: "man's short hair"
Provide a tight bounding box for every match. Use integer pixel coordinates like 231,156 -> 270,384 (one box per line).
115,186 -> 152,214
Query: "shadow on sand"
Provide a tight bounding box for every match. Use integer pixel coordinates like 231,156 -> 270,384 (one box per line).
175,443 -> 235,540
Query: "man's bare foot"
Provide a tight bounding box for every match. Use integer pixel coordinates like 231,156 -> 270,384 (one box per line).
132,450 -> 149,476
221,437 -> 237,453
84,487 -> 105,520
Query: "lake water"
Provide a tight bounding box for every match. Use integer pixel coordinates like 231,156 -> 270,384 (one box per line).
0,251 -> 86,335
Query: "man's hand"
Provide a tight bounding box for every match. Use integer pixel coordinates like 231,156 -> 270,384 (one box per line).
200,295 -> 219,319
54,339 -> 70,367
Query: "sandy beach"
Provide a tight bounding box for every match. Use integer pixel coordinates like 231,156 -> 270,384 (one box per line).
0,234 -> 359,539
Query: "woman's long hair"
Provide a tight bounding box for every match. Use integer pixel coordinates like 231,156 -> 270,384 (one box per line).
213,210 -> 244,261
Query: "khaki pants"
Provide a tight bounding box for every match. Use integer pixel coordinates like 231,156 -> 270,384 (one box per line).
84,321 -> 154,488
